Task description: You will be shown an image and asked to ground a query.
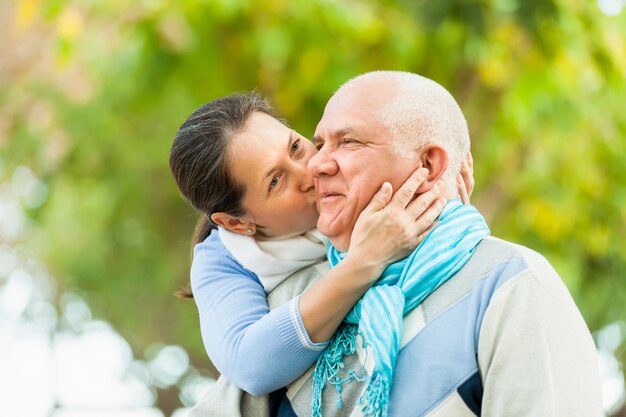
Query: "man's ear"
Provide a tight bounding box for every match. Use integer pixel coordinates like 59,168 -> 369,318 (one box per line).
415,145 -> 448,193
210,212 -> 255,236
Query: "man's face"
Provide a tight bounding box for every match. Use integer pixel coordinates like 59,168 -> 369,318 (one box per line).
308,83 -> 416,251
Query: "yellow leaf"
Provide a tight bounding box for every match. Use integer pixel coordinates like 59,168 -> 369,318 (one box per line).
57,7 -> 84,41
478,56 -> 509,88
15,0 -> 41,30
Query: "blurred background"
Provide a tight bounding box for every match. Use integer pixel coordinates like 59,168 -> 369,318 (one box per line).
1,0 -> 625,415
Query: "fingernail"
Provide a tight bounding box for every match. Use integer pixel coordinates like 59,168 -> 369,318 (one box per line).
380,182 -> 390,194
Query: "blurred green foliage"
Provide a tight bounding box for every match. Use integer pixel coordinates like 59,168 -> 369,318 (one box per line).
1,0 -> 625,384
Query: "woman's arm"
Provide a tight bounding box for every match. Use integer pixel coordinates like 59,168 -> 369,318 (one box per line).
191,238 -> 323,396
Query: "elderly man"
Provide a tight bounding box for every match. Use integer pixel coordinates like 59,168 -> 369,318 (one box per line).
300,71 -> 602,416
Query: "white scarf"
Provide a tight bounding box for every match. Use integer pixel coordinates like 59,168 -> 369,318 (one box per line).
218,227 -> 329,293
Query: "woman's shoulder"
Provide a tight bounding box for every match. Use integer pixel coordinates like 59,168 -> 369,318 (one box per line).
191,228 -> 260,284
193,227 -> 229,256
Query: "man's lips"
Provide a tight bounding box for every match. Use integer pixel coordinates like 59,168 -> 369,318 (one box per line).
318,191 -> 342,199
317,192 -> 343,209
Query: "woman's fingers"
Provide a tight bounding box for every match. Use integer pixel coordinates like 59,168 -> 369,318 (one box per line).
458,174 -> 470,204
411,196 -> 446,238
413,221 -> 439,247
460,153 -> 475,201
348,177 -> 446,267
405,179 -> 444,218
361,181 -> 393,214
389,167 -> 429,209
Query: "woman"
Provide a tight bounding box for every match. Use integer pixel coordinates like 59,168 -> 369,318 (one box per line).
169,92 -> 472,397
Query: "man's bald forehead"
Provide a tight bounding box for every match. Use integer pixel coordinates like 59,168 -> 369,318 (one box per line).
331,73 -> 398,105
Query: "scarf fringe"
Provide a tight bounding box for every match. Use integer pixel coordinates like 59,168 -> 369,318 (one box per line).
312,323 -> 362,417
359,371 -> 392,417
311,323 -> 391,417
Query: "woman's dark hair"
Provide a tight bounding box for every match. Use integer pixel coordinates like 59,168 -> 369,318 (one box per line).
169,92 -> 281,297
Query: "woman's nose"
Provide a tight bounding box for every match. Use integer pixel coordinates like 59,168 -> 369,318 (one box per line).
295,162 -> 314,192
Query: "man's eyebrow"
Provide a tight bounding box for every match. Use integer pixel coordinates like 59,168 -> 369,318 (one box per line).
313,127 -> 354,144
262,131 -> 294,182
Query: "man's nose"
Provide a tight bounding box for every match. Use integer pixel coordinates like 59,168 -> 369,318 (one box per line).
307,148 -> 338,177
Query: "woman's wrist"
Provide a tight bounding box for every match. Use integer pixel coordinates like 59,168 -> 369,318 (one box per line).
340,251 -> 386,285
299,254 -> 382,343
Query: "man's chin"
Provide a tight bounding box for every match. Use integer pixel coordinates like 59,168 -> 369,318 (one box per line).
317,214 -> 349,251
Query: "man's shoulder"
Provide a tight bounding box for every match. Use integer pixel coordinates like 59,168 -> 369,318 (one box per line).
416,236 -> 561,325
474,235 -> 549,267
267,261 -> 329,309
464,235 -> 558,286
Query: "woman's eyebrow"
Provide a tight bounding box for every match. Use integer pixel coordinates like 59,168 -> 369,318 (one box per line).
261,131 -> 294,182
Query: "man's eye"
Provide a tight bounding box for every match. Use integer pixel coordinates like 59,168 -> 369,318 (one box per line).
315,142 -> 324,151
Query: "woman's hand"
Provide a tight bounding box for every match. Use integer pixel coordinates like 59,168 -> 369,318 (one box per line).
457,152 -> 474,204
345,167 -> 447,277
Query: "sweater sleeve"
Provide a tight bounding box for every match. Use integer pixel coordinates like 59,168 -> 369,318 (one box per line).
477,251 -> 603,417
190,231 -> 328,396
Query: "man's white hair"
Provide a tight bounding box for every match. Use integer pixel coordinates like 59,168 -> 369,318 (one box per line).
338,71 -> 470,185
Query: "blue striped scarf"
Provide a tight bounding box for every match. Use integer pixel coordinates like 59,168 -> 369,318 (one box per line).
311,199 -> 490,417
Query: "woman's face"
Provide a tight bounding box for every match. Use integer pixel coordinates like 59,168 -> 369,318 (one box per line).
227,111 -> 319,236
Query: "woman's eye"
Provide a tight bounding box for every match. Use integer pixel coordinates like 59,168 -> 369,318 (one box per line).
269,175 -> 280,189
291,139 -> 300,153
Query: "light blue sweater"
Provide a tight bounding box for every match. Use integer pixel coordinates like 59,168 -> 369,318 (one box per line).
190,228 -> 328,396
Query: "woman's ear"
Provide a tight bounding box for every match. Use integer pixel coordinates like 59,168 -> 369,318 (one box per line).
210,212 -> 255,236
415,145 -> 448,193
